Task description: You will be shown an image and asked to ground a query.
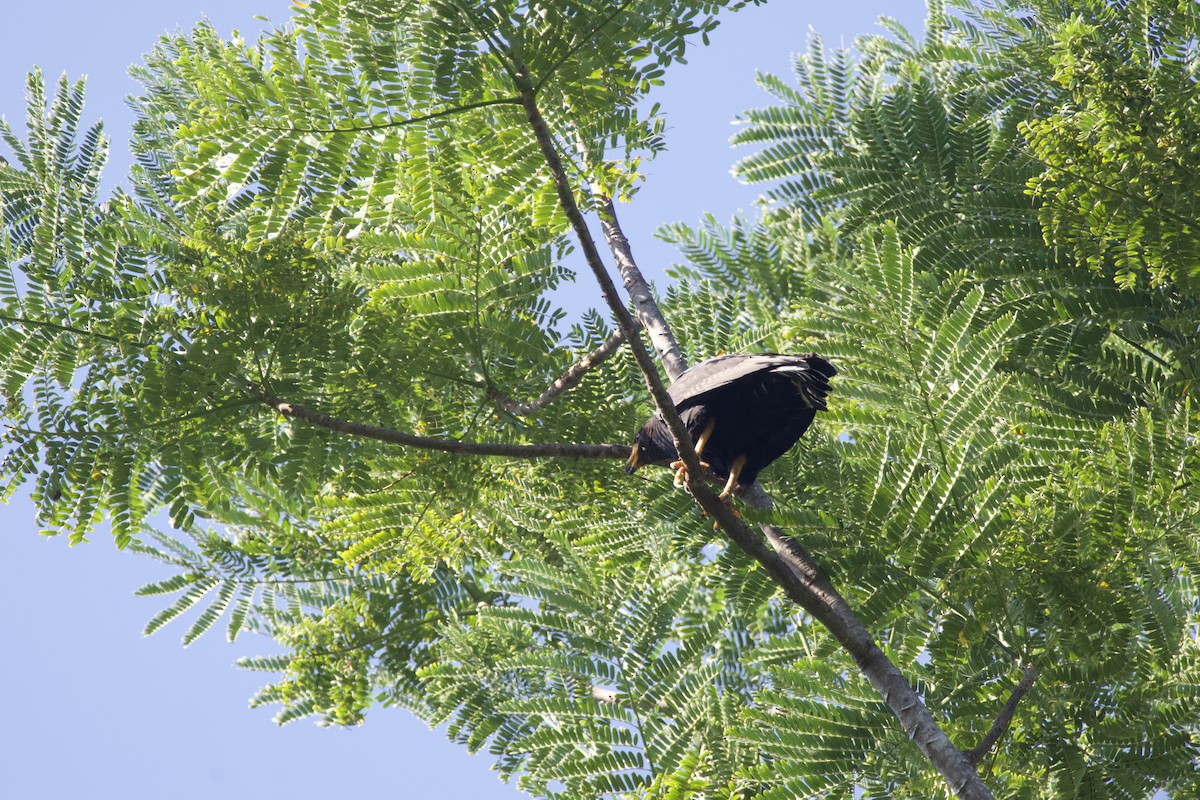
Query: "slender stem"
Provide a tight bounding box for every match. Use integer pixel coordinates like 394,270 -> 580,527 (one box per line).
251,97 -> 524,135
489,329 -> 626,416
1109,326 -> 1172,370
7,399 -> 253,440
257,389 -> 629,461
533,0 -> 640,95
0,311 -> 142,347
966,664 -> 1038,766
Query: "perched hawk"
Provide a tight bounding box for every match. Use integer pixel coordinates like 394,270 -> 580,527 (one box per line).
626,353 -> 835,498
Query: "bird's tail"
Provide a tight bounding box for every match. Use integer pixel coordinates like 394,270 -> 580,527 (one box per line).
779,354 -> 836,410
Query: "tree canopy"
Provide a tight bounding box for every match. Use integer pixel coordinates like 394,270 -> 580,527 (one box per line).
1,1 -> 1198,798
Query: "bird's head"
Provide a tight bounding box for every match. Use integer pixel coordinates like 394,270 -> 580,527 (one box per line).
626,417 -> 677,474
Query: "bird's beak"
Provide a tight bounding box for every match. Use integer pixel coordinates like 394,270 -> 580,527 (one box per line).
625,448 -> 640,474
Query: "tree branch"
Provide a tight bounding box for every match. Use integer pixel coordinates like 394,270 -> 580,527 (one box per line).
512,71 -> 701,478
966,664 -> 1038,767
257,389 -> 629,461
512,64 -> 997,800
598,197 -> 687,381
252,96 -> 524,135
710,516 -> 991,800
488,329 -> 626,416
0,311 -> 143,348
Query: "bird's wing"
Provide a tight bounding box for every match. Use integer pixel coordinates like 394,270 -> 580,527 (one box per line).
667,354 -> 834,407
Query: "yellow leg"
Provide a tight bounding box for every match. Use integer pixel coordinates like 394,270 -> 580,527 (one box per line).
671,419 -> 715,488
717,454 -> 747,501
693,418 -> 715,461
712,457 -> 745,529
672,463 -> 687,488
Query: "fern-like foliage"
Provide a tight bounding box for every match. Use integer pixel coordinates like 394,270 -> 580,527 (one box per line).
420,531 -> 750,798
130,1 -> 761,243
129,470 -> 494,726
4,1 -> 1200,799
1021,0 -> 1200,296
0,71 -> 170,546
732,0 -> 1197,406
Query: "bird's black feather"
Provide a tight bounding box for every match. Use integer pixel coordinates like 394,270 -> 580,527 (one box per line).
627,353 -> 835,491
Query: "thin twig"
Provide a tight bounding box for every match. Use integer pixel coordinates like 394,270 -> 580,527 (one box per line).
249,97 -> 523,135
257,389 -> 629,461
966,664 -> 1039,766
1108,327 -> 1173,370
489,329 -> 626,416
0,311 -> 144,348
533,0 -> 640,94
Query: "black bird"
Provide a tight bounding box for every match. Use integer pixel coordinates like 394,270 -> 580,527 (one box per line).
626,353 -> 836,498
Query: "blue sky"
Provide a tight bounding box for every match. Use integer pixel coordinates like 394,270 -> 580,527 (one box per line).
0,2 -> 925,797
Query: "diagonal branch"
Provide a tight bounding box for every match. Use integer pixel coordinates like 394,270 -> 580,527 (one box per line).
512,64 -> 997,800
256,388 -> 629,461
512,69 -> 697,469
250,97 -> 524,135
488,329 -> 626,416
534,0 -> 640,95
966,664 -> 1038,767
0,311 -> 145,348
598,197 -> 687,381
748,525 -> 995,800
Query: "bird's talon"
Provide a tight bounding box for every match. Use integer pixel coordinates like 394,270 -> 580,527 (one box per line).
669,459 -> 713,490
670,460 -> 686,488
